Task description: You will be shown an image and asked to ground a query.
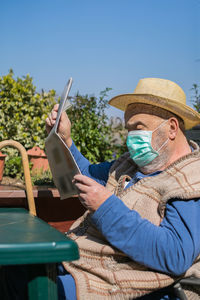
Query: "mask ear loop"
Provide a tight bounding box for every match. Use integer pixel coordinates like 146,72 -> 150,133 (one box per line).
152,119 -> 169,133
156,138 -> 169,153
152,119 -> 169,153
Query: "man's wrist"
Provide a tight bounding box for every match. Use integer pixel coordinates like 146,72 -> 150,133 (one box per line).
59,134 -> 72,148
66,137 -> 73,148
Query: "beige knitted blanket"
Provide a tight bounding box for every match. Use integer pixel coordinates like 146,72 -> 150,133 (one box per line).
63,141 -> 200,299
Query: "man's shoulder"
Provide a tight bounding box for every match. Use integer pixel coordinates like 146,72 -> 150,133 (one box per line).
168,140 -> 200,171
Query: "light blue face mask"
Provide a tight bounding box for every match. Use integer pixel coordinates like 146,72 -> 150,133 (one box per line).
126,120 -> 169,167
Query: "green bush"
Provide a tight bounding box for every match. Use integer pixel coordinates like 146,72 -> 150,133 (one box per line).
31,169 -> 54,186
191,84 -> 200,113
68,89 -> 119,163
0,69 -> 56,177
3,148 -> 22,178
0,70 -> 126,179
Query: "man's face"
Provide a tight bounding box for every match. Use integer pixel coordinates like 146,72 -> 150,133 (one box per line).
125,110 -> 167,148
124,105 -> 170,173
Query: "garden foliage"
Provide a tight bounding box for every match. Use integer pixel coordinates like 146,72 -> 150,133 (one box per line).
191,84 -> 200,113
0,70 -> 126,178
0,70 -> 56,177
68,89 -> 117,163
0,69 -> 56,148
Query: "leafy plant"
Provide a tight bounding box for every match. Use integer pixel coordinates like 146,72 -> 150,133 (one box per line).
68,88 -> 115,163
191,84 -> 200,113
31,169 -> 54,186
0,70 -> 127,180
3,148 -> 23,178
109,116 -> 127,158
0,69 -> 56,177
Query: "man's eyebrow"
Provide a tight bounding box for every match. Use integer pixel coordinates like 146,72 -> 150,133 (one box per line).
125,121 -> 146,130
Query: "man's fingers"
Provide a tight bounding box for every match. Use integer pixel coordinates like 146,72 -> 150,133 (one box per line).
73,174 -> 96,186
74,182 -> 90,193
46,113 -> 55,127
51,110 -> 57,120
48,104 -> 59,122
53,104 -> 59,111
45,116 -> 51,127
46,105 -> 59,125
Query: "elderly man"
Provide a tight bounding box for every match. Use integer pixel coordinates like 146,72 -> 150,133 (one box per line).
46,78 -> 200,300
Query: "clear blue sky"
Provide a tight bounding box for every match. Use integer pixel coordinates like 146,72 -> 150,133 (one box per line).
1,0 -> 200,119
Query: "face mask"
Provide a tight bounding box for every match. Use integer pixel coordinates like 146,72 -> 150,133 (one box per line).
126,120 -> 169,167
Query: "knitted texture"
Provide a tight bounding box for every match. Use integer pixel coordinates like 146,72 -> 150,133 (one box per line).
63,141 -> 200,300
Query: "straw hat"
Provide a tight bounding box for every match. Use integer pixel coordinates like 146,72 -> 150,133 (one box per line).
109,78 -> 200,130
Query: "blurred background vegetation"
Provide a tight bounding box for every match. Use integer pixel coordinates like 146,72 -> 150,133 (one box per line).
0,70 -> 127,181
0,70 -> 199,182
191,84 -> 200,113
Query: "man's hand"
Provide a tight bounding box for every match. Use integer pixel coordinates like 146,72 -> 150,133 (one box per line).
45,104 -> 72,147
73,174 -> 113,212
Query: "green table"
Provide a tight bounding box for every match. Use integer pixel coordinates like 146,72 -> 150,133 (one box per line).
0,208 -> 79,300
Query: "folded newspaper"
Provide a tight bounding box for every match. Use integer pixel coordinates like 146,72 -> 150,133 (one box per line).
45,78 -> 81,199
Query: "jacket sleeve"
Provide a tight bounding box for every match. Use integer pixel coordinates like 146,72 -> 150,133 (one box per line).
70,141 -> 114,186
91,195 -> 200,276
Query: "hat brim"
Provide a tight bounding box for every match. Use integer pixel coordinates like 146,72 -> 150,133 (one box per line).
109,93 -> 200,130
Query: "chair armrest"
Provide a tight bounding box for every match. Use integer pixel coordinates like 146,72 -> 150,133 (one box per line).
178,276 -> 200,286
172,277 -> 200,300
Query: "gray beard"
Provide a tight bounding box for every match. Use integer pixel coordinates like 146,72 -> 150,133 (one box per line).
139,148 -> 170,174
139,130 -> 170,174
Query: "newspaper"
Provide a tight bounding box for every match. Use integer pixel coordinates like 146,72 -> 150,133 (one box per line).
45,78 -> 81,199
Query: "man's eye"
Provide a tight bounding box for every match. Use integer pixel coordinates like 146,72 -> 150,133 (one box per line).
136,125 -> 143,130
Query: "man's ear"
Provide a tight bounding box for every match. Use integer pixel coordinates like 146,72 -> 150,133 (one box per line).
168,117 -> 179,140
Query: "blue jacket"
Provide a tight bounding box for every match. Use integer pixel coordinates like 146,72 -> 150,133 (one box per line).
70,142 -> 200,276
